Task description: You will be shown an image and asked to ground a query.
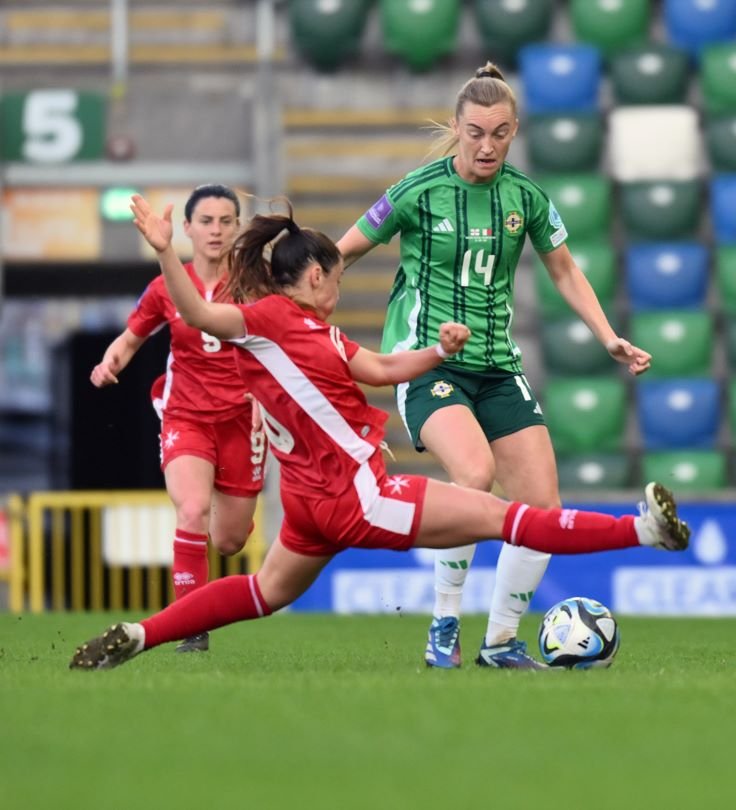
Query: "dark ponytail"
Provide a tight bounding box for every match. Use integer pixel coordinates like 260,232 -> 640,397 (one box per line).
225,202 -> 340,303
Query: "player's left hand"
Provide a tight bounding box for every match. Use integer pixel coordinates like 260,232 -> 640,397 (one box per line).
130,195 -> 174,254
605,337 -> 652,376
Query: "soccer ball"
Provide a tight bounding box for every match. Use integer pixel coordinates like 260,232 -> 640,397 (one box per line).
538,596 -> 620,669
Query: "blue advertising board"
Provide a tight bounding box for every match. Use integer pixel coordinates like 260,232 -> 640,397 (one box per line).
290,501 -> 736,616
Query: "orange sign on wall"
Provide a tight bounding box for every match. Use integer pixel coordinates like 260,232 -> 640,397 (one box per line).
1,188 -> 102,260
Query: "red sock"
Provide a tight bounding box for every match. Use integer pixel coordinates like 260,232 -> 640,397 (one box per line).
142,575 -> 272,649
172,530 -> 209,600
502,502 -> 639,555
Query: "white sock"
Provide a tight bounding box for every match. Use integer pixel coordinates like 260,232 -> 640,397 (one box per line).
433,543 -> 477,618
124,622 -> 146,654
485,544 -> 551,646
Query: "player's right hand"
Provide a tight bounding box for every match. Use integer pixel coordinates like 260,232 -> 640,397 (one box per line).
130,194 -> 174,254
90,362 -> 119,387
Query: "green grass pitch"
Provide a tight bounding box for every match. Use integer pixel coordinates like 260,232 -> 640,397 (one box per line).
1,612 -> 734,809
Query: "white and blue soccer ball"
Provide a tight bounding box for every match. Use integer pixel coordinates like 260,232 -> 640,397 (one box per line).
538,596 -> 620,669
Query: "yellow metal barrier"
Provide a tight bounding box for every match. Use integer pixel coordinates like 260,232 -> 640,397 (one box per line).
10,491 -> 267,614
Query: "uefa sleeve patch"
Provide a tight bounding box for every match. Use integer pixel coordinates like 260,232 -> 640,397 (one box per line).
550,225 -> 568,247
548,200 -> 564,229
364,194 -> 393,228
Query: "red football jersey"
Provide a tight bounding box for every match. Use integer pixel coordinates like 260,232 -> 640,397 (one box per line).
230,295 -> 389,498
128,263 -> 249,422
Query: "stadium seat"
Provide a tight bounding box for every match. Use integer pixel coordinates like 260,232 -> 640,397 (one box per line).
630,311 -> 714,378
701,42 -> 736,115
727,319 -> 736,368
715,246 -> 736,313
641,450 -> 728,491
663,0 -> 736,55
541,316 -> 620,376
608,106 -> 701,182
570,0 -> 650,57
472,0 -> 553,66
543,377 -> 627,454
557,453 -> 633,491
526,113 -> 604,173
288,0 -> 373,72
619,180 -> 701,240
534,241 -> 616,317
625,242 -> 709,310
380,0 -> 460,72
637,379 -> 721,449
518,43 -> 601,114
610,43 -> 690,105
705,115 -> 736,172
537,174 -> 611,240
730,379 -> 736,433
710,174 -> 736,243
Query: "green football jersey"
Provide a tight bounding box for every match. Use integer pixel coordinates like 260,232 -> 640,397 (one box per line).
356,157 -> 568,372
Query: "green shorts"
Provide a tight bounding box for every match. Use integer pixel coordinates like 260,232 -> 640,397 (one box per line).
397,365 -> 546,450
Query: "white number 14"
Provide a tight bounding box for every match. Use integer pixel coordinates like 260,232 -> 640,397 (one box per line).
460,249 -> 496,287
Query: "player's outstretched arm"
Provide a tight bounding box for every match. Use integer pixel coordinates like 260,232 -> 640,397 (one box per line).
348,322 -> 470,386
130,194 -> 244,340
540,243 -> 652,376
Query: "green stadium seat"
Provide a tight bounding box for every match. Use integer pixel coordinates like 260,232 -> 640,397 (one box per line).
630,311 -> 714,377
537,174 -> 612,240
610,44 -> 690,105
715,246 -> 736,314
527,113 -> 604,173
288,0 -> 373,72
705,115 -> 736,172
701,42 -> 736,115
543,377 -> 627,454
557,453 -> 633,490
619,180 -> 701,240
380,0 -> 460,72
570,0 -> 650,57
641,450 -> 728,492
534,241 -> 617,317
541,316 -> 619,376
472,0 -> 553,66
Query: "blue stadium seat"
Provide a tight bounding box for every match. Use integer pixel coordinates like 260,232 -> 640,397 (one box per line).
637,379 -> 721,449
625,242 -> 709,309
710,174 -> 736,243
663,0 -> 736,56
518,44 -> 602,114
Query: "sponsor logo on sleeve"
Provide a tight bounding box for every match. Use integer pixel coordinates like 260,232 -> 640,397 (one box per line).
365,194 -> 393,228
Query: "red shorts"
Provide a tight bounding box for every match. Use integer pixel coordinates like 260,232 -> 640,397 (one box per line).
279,452 -> 428,556
159,408 -> 267,498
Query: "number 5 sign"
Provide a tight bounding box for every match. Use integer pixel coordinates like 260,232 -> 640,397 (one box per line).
0,89 -> 106,163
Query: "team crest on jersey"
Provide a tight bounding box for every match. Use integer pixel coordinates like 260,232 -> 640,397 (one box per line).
430,380 -> 454,399
504,211 -> 524,235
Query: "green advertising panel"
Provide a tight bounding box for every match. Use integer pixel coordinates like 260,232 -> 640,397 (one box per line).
0,89 -> 106,162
